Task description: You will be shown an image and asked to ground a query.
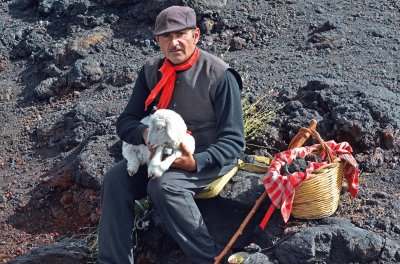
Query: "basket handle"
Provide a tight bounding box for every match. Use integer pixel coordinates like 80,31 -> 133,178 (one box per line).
288,119 -> 334,163
288,119 -> 317,150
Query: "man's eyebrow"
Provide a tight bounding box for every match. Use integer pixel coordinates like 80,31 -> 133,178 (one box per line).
177,29 -> 191,33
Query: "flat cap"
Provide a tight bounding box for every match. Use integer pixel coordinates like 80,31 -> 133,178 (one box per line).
153,6 -> 197,36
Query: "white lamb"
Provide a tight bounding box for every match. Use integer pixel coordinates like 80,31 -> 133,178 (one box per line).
122,109 -> 195,178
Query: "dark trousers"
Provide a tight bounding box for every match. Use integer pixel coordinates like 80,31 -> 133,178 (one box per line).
98,159 -> 232,264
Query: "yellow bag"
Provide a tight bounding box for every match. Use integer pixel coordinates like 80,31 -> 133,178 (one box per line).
194,155 -> 270,199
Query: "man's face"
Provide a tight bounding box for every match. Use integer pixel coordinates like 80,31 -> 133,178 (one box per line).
156,28 -> 200,65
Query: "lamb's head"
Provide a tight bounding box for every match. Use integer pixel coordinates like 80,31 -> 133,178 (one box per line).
146,109 -> 187,149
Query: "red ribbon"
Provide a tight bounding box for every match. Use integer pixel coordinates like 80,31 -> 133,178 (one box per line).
144,48 -> 200,111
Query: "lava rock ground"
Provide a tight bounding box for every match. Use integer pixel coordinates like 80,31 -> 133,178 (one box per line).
0,0 -> 399,262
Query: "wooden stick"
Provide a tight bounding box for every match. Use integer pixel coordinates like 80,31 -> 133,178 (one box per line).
288,119 -> 318,149
213,191 -> 269,264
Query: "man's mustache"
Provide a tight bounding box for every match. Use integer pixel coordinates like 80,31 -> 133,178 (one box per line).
170,45 -> 182,52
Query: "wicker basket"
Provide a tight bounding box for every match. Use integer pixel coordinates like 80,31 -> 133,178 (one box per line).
288,120 -> 346,220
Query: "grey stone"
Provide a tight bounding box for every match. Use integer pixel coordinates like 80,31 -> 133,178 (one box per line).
274,223 -> 385,264
68,58 -> 103,88
243,252 -> 275,264
380,239 -> 400,263
72,134 -> 120,190
7,238 -> 89,264
34,77 -> 58,99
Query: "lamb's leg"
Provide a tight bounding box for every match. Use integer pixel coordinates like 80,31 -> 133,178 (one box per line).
157,150 -> 182,172
126,158 -> 140,176
122,143 -> 140,176
147,147 -> 164,178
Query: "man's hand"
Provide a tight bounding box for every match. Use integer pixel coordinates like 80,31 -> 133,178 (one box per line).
143,128 -> 156,156
143,128 -> 149,144
171,142 -> 196,172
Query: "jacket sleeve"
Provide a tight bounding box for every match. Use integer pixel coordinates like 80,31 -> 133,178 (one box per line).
193,69 -> 245,171
116,67 -> 155,145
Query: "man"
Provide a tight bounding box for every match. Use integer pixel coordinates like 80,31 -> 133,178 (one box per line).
98,5 -> 245,264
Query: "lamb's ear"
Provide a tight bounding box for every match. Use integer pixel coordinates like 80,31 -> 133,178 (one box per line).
166,119 -> 180,142
166,116 -> 186,142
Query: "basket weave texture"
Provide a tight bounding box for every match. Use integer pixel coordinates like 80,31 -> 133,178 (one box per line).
289,126 -> 346,220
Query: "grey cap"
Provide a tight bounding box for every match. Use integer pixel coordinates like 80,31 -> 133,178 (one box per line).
153,6 -> 196,36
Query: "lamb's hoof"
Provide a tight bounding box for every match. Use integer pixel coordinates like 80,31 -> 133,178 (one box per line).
148,166 -> 163,179
127,166 -> 138,176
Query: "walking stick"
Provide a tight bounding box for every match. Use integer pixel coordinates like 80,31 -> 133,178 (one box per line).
213,190 -> 272,264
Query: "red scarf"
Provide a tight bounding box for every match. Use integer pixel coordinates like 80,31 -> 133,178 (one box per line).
144,48 -> 200,111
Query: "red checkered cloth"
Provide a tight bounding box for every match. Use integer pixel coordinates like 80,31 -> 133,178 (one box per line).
263,140 -> 359,222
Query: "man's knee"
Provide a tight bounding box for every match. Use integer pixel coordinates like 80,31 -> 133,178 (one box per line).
147,171 -> 193,203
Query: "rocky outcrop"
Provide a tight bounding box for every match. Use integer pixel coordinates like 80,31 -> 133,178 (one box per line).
274,218 -> 400,264
270,78 -> 400,172
7,238 -> 90,264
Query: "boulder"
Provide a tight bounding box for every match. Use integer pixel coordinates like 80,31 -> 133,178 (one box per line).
273,217 -> 400,263
71,134 -> 121,190
7,238 -> 90,264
